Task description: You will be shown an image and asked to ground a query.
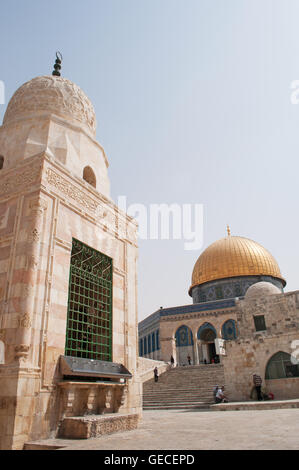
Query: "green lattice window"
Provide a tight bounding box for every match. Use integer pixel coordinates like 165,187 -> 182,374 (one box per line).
65,238 -> 113,361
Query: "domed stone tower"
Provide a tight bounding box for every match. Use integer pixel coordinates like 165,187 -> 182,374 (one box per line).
0,70 -> 140,449
0,75 -> 110,197
189,232 -> 285,303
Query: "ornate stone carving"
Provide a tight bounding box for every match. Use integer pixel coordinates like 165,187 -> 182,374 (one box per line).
29,228 -> 40,243
0,163 -> 42,196
18,313 -> 32,329
14,344 -> 30,360
46,168 -> 98,213
29,198 -> 48,214
4,76 -> 97,135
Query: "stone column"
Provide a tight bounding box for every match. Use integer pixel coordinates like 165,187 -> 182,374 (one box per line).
15,198 -> 47,365
197,340 -> 203,363
193,331 -> 199,365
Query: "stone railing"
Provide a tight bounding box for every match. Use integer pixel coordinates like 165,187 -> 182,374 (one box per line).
137,357 -> 170,383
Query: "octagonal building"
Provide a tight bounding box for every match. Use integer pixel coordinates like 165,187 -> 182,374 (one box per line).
139,230 -> 299,402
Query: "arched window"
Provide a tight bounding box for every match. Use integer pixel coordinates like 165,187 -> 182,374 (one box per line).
221,319 -> 237,340
197,322 -> 217,341
266,351 -> 299,380
175,325 -> 194,347
0,155 -> 4,170
83,166 -> 96,188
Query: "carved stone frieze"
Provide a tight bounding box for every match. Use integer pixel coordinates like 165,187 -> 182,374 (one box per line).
46,168 -> 98,213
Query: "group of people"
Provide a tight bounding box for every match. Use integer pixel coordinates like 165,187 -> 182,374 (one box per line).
154,365 -> 274,404
212,373 -> 274,404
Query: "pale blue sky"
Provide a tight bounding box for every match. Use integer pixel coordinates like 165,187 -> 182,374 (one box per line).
1,0 -> 299,320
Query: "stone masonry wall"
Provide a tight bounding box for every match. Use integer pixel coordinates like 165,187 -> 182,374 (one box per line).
222,290 -> 299,401
222,332 -> 299,401
0,153 -> 141,449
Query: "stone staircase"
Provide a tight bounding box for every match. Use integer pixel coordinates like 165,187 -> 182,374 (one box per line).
143,364 -> 225,410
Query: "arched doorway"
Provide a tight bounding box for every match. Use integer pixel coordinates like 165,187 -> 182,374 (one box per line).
197,323 -> 217,364
175,325 -> 194,366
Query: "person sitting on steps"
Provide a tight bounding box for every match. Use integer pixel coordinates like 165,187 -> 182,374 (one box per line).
215,385 -> 228,403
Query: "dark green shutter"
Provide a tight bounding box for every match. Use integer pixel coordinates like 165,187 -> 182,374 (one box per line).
65,238 -> 113,361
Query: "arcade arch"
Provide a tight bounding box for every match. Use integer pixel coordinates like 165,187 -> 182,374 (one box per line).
175,325 -> 194,366
197,322 -> 217,364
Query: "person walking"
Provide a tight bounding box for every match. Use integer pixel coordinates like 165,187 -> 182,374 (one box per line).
253,373 -> 263,401
154,367 -> 159,383
170,355 -> 175,367
187,354 -> 191,365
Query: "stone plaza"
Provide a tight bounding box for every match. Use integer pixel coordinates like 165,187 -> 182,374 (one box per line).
25,406 -> 299,450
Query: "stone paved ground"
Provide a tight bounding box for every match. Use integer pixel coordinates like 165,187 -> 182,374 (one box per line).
55,408 -> 299,450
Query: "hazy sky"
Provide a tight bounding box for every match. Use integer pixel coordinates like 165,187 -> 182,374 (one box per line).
1,0 -> 299,321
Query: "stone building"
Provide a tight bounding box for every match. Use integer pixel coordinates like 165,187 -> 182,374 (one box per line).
139,231 -> 299,401
0,72 -> 141,449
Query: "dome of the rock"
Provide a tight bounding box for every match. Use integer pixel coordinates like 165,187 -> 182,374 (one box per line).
189,235 -> 285,300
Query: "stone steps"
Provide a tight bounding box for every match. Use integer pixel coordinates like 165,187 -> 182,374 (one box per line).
144,396 -> 212,400
143,404 -> 211,410
143,364 -> 225,410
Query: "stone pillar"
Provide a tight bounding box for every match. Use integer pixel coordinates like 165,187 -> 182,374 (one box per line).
197,341 -> 204,363
202,343 -> 209,363
193,336 -> 199,365
15,197 -> 47,366
160,337 -> 176,364
192,329 -> 198,364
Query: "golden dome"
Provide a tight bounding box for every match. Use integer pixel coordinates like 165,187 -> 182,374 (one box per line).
189,235 -> 285,294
